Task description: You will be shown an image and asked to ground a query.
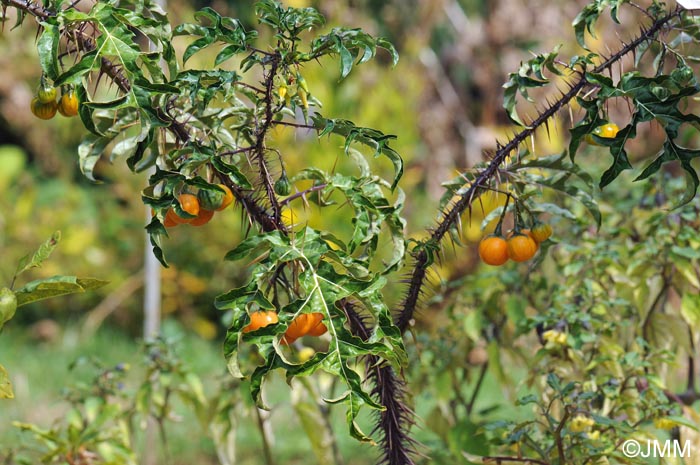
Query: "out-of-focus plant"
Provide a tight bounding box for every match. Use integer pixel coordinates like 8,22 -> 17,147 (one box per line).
9,337 -> 243,465
414,175 -> 700,464
0,232 -> 107,399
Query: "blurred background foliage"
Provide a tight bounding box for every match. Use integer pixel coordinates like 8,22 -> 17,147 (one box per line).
1,0 -> 697,464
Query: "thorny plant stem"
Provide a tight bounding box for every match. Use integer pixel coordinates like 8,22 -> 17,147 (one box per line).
254,55 -> 284,225
396,8 -> 681,333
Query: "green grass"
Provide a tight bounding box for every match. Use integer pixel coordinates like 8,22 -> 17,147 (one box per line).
0,320 -> 380,465
1,319 -> 532,465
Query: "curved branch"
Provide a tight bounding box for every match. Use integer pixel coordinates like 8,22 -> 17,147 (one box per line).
2,0 -> 52,18
396,8 -> 680,333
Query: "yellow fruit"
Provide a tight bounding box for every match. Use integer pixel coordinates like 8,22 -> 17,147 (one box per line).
531,223 -> 553,243
58,91 -> 79,117
586,123 -> 619,145
298,347 -> 315,362
30,97 -> 57,120
215,185 -> 234,211
599,123 -> 619,138
37,84 -> 57,104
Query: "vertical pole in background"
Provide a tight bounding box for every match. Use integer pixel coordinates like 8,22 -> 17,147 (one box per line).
143,201 -> 161,340
143,1 -> 166,462
143,185 -> 161,465
143,0 -> 166,343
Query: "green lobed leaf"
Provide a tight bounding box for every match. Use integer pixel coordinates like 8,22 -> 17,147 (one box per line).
54,50 -> 99,87
145,217 -> 169,267
311,115 -> 403,190
220,227 -> 405,441
635,140 -> 700,207
15,276 -> 109,307
77,85 -> 99,136
126,120 -> 156,173
308,28 -> 397,78
571,1 -> 603,50
78,135 -> 112,181
37,21 -> 60,80
174,7 -> 257,64
14,231 -> 61,278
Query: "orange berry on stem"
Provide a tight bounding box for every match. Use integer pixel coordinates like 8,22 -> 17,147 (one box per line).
478,235 -> 509,266
507,233 -> 538,262
190,208 -> 215,226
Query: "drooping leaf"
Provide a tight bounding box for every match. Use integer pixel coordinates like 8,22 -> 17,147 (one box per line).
311,115 -> 403,190
15,276 -> 109,307
635,140 -> 700,207
37,21 -> 60,80
78,135 -> 111,181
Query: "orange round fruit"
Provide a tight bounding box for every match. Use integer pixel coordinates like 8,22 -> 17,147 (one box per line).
282,312 -> 325,344
478,235 -> 509,266
58,90 -> 79,117
507,234 -> 538,262
242,311 -> 279,333
163,209 -> 180,228
164,207 -> 191,226
178,193 -> 200,217
307,317 -> 328,337
215,184 -> 234,211
190,208 -> 214,226
531,223 -> 553,243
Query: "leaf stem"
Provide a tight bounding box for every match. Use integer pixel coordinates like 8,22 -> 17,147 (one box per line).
279,183 -> 327,206
466,361 -> 488,416
254,407 -> 276,465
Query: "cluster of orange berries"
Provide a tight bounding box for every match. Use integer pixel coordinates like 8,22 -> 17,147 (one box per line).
30,82 -> 79,120
241,311 -> 327,345
160,184 -> 234,228
478,222 -> 552,266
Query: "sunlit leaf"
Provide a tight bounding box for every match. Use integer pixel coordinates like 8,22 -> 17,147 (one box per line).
15,276 -> 109,307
